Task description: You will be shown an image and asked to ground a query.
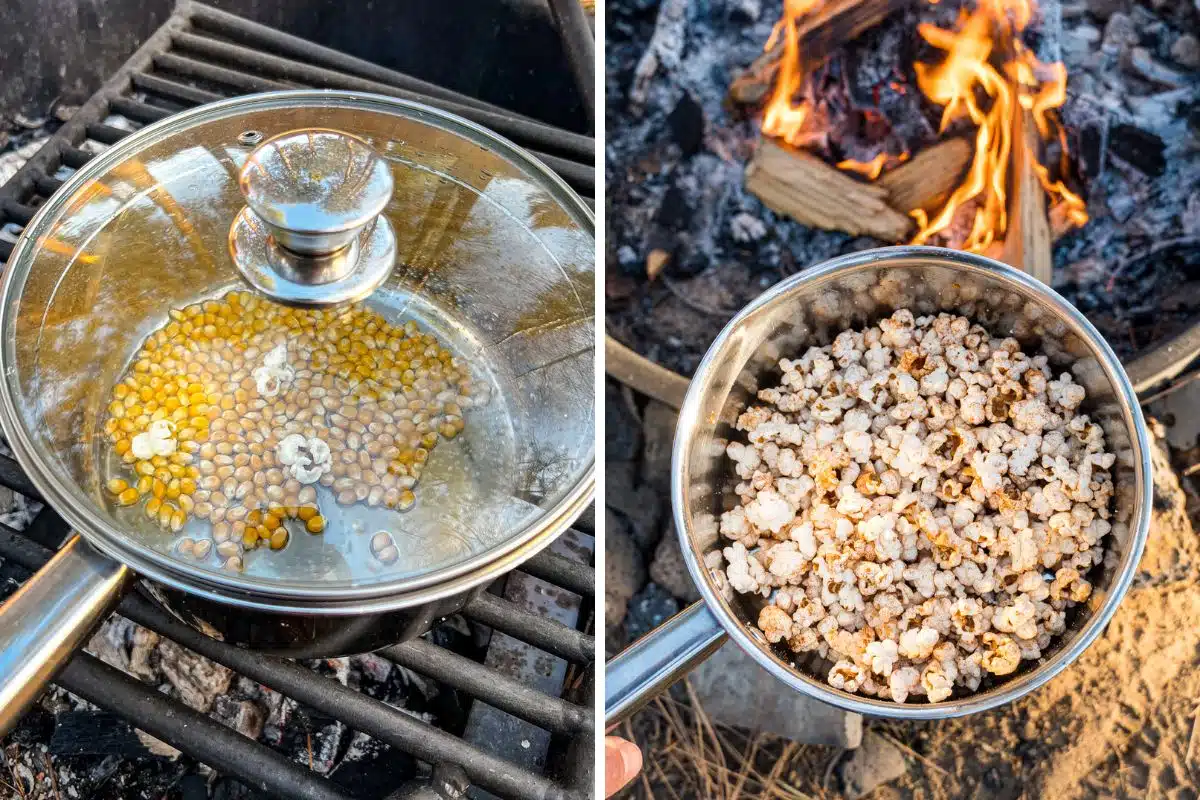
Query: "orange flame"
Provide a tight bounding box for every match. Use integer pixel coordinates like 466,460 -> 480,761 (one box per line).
909,0 -> 1086,249
756,0 -> 1088,248
838,152 -> 910,180
761,0 -> 821,145
837,153 -> 890,180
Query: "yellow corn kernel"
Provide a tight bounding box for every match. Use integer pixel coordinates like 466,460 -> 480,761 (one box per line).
306,515 -> 326,534
106,478 -> 129,495
166,478 -> 182,500
114,487 -> 139,507
178,494 -> 195,514
269,527 -> 289,550
152,478 -> 166,499
242,527 -> 259,549
135,475 -> 153,495
108,401 -> 126,418
136,461 -> 155,477
297,506 -> 318,522
158,502 -> 176,529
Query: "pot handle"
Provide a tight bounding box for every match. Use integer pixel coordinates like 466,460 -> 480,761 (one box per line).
0,534 -> 130,735
605,600 -> 727,727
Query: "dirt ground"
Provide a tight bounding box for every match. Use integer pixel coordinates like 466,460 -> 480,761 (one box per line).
618,428 -> 1200,799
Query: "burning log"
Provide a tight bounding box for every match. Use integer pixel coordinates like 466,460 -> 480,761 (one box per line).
877,138 -> 973,215
729,0 -> 911,106
745,139 -> 913,240
1000,109 -> 1053,285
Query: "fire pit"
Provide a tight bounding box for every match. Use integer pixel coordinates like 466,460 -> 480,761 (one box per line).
0,4 -> 596,799
606,0 -> 1200,392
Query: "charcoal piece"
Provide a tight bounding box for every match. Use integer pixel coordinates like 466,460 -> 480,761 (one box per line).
1108,124 -> 1166,176
1079,123 -> 1105,177
653,182 -> 693,230
666,92 -> 705,156
49,711 -> 164,757
623,583 -> 680,642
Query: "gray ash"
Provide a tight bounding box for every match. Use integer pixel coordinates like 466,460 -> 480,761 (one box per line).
606,0 -> 1200,374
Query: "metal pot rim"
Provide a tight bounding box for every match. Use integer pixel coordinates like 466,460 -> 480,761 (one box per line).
0,90 -> 595,612
671,245 -> 1153,719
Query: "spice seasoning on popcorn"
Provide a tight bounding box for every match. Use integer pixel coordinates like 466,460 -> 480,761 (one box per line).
710,309 -> 1116,703
102,290 -> 486,571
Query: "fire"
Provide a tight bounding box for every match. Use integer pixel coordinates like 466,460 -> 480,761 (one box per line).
761,0 -> 821,145
838,152 -> 909,180
909,0 -> 1086,249
757,0 -> 1087,251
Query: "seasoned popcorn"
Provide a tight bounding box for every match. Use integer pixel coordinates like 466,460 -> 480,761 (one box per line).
710,310 -> 1117,703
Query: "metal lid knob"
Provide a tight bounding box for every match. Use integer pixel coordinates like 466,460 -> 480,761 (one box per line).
229,128 -> 397,306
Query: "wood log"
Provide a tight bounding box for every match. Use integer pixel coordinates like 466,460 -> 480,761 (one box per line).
729,0 -> 912,106
605,335 -> 691,410
877,137 -> 973,215
1001,109 -> 1053,285
745,139 -> 913,241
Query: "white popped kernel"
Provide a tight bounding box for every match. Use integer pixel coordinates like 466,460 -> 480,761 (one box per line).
865,639 -> 899,675
277,433 -> 333,484
131,419 -> 176,459
711,310 -> 1115,703
898,626 -> 940,660
253,342 -> 295,397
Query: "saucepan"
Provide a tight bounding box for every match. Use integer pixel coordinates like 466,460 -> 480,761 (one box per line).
0,91 -> 594,734
606,247 -> 1150,722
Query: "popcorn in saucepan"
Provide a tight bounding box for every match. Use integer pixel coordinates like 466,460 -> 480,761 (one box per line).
707,309 -> 1116,704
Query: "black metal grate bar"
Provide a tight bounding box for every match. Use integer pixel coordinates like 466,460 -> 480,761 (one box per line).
107,96 -> 174,123
186,2 -> 533,123
0,455 -> 43,502
521,548 -> 594,597
1,201 -> 36,225
59,654 -> 357,800
463,592 -> 593,663
132,71 -> 223,106
547,0 -> 596,123
114,593 -> 584,800
155,51 -> 293,93
156,34 -> 594,164
0,527 -> 592,800
380,639 -> 592,736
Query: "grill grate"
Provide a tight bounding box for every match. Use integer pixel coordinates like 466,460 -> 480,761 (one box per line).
0,3 -> 596,799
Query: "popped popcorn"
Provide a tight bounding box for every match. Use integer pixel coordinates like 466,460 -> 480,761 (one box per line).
710,310 -> 1115,703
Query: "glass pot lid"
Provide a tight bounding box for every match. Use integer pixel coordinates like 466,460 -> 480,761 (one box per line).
0,91 -> 594,608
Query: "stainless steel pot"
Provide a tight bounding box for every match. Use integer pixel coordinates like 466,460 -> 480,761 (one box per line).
0,91 -> 594,733
607,246 -> 1151,722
